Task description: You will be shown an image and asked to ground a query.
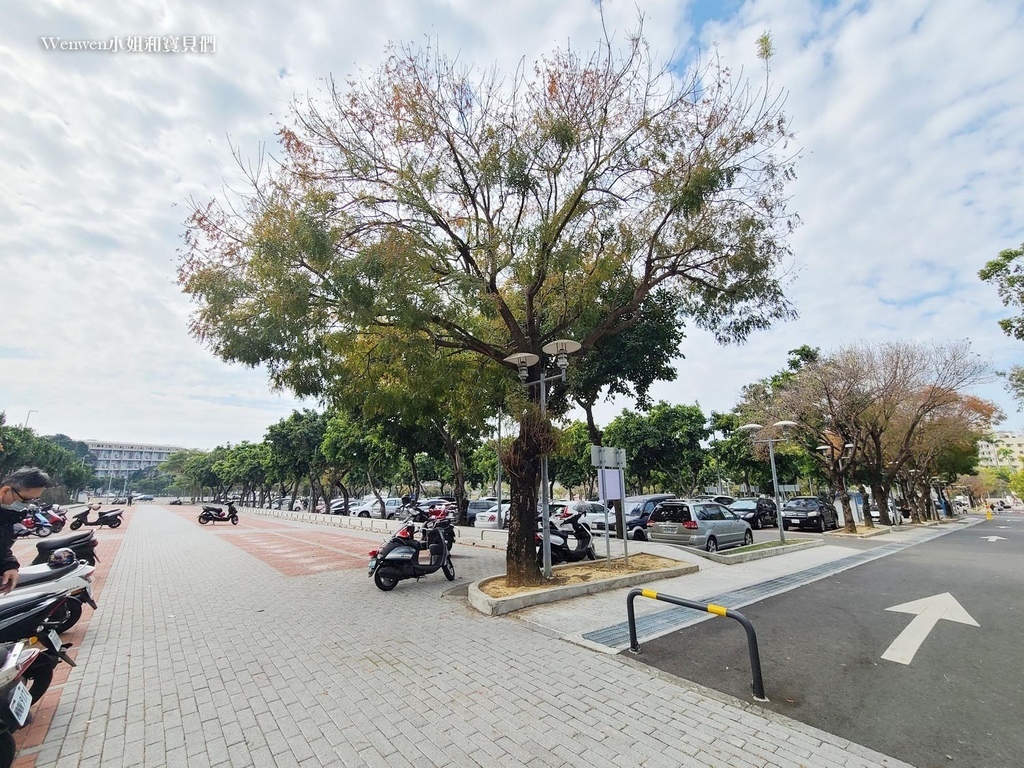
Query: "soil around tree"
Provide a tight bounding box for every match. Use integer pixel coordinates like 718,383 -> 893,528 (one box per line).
479,554 -> 683,598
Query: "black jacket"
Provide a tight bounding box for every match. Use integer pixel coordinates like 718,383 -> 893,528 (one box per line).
0,508 -> 21,573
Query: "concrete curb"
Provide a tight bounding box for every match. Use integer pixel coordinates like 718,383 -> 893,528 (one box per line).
468,561 -> 699,616
684,537 -> 825,564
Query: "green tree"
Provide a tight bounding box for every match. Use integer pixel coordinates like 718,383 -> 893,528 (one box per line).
547,421 -> 594,498
265,411 -> 328,511
979,243 -> 1024,408
179,32 -> 798,584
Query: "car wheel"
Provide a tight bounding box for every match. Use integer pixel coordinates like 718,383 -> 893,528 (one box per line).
632,528 -> 646,542
818,517 -> 826,533
359,512 -> 369,518
782,521 -> 789,531
743,530 -> 753,546
752,517 -> 762,530
705,537 -> 718,553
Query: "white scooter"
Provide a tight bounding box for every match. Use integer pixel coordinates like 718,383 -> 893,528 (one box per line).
1,549 -> 97,633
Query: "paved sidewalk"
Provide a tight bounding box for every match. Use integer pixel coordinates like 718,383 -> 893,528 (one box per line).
25,505 -> 920,767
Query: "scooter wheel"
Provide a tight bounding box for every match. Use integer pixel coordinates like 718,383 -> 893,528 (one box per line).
442,561 -> 455,581
23,657 -> 55,703
586,549 -> 596,561
35,526 -> 52,538
69,520 -> 83,531
230,515 -> 239,525
0,731 -> 13,767
56,598 -> 84,634
198,515 -> 210,525
374,569 -> 399,591
107,519 -> 122,529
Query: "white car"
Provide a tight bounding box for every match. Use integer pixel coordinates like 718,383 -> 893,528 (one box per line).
474,503 -> 509,528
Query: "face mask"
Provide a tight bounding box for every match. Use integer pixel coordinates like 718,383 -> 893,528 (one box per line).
5,502 -> 30,513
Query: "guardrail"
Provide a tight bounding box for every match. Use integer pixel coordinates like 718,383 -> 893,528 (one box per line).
626,587 -> 767,701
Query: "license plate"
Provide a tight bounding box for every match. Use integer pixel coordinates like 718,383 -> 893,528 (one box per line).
47,630 -> 61,650
8,681 -> 30,725
367,558 -> 377,574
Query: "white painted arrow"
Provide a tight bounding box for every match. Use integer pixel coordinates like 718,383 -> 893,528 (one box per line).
882,593 -> 979,665
981,536 -> 1007,542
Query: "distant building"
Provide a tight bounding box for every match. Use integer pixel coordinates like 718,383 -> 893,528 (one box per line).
84,440 -> 186,478
977,431 -> 1024,473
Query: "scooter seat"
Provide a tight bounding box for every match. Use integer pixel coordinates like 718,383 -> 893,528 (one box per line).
17,562 -> 79,587
36,532 -> 96,553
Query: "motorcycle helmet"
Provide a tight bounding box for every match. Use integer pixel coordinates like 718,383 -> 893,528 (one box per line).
48,548 -> 77,567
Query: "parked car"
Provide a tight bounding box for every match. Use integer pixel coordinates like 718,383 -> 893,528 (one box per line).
588,494 -> 676,541
648,499 -> 753,552
781,497 -> 840,532
869,499 -> 900,523
474,503 -> 510,529
134,494 -> 154,502
467,498 -> 498,525
346,497 -> 383,517
728,497 -> 777,529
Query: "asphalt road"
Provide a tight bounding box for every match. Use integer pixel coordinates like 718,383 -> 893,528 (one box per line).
631,516 -> 1024,768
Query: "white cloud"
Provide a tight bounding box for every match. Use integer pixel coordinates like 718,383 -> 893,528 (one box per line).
2,0 -> 1022,452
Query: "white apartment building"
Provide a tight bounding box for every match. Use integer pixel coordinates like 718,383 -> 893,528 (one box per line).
977,431 -> 1024,472
85,440 -> 186,478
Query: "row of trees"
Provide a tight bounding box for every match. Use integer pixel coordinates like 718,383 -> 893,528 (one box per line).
0,413 -> 95,499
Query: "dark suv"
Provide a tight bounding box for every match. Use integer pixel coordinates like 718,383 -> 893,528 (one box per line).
728,497 -> 778,529
781,497 -> 840,532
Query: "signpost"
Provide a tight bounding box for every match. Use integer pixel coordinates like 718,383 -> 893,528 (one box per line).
592,445 -> 627,565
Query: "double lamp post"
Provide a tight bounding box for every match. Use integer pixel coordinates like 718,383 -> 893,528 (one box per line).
505,339 -> 581,579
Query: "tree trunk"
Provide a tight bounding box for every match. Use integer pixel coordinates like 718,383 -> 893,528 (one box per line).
839,485 -> 856,533
871,482 -> 892,527
406,449 -> 421,497
583,403 -> 603,446
858,484 -> 875,529
433,421 -> 467,526
503,407 -> 549,586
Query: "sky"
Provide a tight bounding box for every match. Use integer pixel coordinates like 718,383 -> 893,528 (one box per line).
2,0 -> 1022,451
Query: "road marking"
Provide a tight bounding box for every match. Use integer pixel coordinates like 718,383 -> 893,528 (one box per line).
882,593 -> 979,665
980,536 -> 1007,542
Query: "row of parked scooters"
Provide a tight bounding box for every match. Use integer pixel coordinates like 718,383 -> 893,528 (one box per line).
0,511 -> 109,765
13,502 -> 124,539
366,504 -> 597,592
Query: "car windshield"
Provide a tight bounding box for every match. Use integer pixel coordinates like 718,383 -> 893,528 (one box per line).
731,500 -> 756,511
785,498 -> 819,509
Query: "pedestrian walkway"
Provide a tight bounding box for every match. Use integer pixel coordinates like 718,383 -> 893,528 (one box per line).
24,505 -> 917,767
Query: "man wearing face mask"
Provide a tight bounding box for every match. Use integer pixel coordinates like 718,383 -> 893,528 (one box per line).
0,467 -> 51,594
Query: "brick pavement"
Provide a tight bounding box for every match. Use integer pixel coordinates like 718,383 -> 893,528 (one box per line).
20,505 -> 913,767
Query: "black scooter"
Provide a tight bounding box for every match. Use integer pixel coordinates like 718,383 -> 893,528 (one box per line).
32,531 -> 99,566
368,518 -> 455,591
69,507 -> 123,530
0,591 -> 78,704
536,511 -> 596,566
198,502 -> 239,525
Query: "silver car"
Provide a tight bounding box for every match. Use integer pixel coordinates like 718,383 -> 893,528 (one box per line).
648,500 -> 753,553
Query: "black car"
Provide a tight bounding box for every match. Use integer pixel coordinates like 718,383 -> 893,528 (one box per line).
781,497 -> 840,532
728,497 -> 778,529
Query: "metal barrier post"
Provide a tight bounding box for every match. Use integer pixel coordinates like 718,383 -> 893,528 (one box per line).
626,588 -> 767,701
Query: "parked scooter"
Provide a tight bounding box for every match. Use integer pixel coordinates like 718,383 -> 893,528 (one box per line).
198,502 -> 239,525
12,522 -> 51,539
68,505 -> 123,530
368,517 -> 455,591
0,640 -> 47,767
32,531 -> 99,566
33,505 -> 66,533
535,511 -> 596,566
9,549 -> 97,633
0,591 -> 78,705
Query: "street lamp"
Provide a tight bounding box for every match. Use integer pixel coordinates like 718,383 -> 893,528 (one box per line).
23,410 -> 38,429
738,421 -> 797,543
504,339 -> 581,578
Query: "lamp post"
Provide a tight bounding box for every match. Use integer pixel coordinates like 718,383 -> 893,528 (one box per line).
23,410 -> 38,429
738,421 -> 798,543
504,339 -> 581,578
